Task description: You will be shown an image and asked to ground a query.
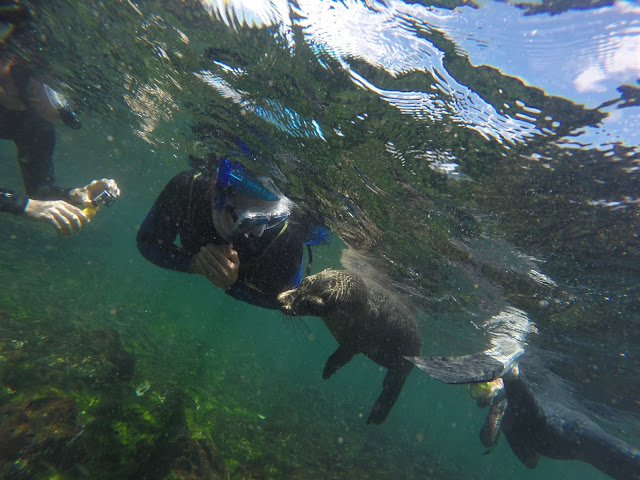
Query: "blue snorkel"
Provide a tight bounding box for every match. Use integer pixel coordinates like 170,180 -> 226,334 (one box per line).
214,159 -> 281,207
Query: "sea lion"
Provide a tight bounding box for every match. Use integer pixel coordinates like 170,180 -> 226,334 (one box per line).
278,268 -> 422,424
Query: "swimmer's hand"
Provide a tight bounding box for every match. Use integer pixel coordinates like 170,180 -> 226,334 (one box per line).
189,243 -> 239,290
69,178 -> 120,206
22,199 -> 89,235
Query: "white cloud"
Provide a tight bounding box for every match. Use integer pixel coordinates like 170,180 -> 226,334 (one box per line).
574,34 -> 640,93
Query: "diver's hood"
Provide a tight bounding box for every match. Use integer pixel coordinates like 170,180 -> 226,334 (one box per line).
211,158 -> 291,242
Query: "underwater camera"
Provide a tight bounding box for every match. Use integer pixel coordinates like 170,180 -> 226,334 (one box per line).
83,190 -> 116,218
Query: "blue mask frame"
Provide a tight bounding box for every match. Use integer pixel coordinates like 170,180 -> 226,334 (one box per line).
214,158 -> 281,212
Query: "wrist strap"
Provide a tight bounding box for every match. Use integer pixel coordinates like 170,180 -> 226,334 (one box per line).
0,189 -> 29,215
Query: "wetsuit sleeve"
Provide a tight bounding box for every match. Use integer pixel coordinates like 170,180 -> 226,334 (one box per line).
3,76 -> 74,203
225,223 -> 305,309
136,173 -> 193,272
0,188 -> 28,215
14,110 -> 64,200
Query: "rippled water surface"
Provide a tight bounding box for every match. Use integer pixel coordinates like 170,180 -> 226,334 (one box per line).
1,0 -> 639,479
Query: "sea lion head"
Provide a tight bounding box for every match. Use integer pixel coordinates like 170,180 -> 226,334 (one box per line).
278,269 -> 368,317
278,287 -> 325,317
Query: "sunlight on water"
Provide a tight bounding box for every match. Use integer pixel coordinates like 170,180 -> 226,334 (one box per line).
195,67 -> 325,139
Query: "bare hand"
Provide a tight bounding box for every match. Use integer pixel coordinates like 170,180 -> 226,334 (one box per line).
23,199 -> 89,235
69,178 -> 120,207
189,243 -> 239,290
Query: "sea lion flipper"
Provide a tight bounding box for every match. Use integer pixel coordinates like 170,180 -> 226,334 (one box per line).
367,365 -> 412,425
323,346 -> 355,380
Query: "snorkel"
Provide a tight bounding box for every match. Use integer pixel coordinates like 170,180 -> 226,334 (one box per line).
215,159 -> 280,203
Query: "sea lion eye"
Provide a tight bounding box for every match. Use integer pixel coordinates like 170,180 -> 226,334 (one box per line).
310,296 -> 324,308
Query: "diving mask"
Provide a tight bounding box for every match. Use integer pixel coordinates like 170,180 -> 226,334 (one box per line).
212,158 -> 291,241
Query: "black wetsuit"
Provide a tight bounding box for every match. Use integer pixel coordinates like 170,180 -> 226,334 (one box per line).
137,169 -> 306,309
409,353 -> 640,479
0,67 -> 73,214
501,371 -> 640,480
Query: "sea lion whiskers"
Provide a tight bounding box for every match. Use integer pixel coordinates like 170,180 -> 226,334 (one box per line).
280,312 -> 312,338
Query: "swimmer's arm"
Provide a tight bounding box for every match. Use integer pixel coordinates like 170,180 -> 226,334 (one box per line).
22,198 -> 88,235
137,238 -> 192,272
136,206 -> 192,272
1,188 -> 89,234
30,180 -> 120,207
136,174 -> 192,272
0,188 -> 28,215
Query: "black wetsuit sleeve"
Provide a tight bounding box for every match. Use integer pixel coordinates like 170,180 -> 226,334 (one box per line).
17,109 -> 75,201
136,173 -> 193,272
0,188 -> 28,215
0,95 -> 73,202
225,223 -> 305,309
12,62 -> 77,202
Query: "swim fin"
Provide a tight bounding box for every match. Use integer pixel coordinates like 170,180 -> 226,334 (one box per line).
405,340 -> 523,384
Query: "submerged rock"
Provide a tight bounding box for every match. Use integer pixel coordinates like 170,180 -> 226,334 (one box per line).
1,326 -> 135,392
170,437 -> 229,480
0,394 -> 85,478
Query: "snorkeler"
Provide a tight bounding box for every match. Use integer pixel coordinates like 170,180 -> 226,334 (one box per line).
409,355 -> 640,480
137,157 -> 313,309
0,1 -> 120,234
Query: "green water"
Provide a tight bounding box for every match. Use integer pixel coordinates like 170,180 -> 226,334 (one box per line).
1,0 -> 638,478
1,128 -> 610,478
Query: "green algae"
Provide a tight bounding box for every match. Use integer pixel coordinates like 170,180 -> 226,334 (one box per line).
0,295 -> 466,479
